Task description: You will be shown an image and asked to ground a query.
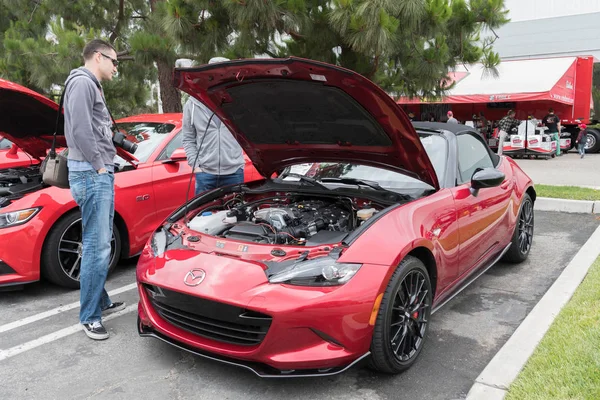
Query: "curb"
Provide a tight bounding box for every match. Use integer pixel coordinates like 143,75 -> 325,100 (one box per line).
465,222 -> 600,399
534,196 -> 600,213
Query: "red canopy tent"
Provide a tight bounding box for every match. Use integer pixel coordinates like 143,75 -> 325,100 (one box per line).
397,56 -> 593,124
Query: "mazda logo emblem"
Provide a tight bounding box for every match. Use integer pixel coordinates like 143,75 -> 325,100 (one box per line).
184,268 -> 206,287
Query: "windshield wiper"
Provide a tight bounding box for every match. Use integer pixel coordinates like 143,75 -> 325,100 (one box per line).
277,173 -> 329,190
318,177 -> 385,191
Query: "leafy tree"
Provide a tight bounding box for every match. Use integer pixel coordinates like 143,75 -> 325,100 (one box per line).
0,0 -> 157,116
160,0 -> 508,99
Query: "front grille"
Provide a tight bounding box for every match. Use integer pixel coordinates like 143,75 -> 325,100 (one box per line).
145,284 -> 272,346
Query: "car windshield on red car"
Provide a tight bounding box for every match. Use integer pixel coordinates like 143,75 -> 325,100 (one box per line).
281,134 -> 447,191
113,122 -> 176,164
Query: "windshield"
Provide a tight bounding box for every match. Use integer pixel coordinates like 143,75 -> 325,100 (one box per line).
113,122 -> 176,164
282,134 -> 447,190
0,137 -> 12,150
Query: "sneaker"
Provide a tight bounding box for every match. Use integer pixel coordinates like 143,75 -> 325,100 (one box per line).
82,321 -> 109,340
102,302 -> 126,315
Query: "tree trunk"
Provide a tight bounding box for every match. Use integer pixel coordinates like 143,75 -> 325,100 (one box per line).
157,58 -> 181,113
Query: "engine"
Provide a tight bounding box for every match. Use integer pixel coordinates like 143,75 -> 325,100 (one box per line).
187,198 -> 372,246
0,166 -> 43,208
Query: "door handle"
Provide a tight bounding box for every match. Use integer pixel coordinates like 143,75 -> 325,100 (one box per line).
500,180 -> 511,190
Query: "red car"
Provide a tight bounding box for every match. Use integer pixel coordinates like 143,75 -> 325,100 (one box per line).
136,58 -> 536,376
0,79 -> 262,289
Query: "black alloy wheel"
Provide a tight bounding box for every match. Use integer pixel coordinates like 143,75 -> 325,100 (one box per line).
502,193 -> 534,263
389,270 -> 431,362
517,198 -> 534,255
42,211 -> 121,289
369,256 -> 432,374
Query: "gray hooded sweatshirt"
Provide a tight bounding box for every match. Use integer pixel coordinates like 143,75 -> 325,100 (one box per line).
63,67 -> 116,171
181,97 -> 245,175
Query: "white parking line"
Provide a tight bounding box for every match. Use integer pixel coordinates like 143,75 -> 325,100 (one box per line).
0,304 -> 137,362
0,283 -> 137,334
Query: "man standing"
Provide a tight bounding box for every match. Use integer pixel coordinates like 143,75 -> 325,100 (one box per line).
497,110 -> 519,156
182,57 -> 245,196
446,111 -> 458,124
542,108 -> 561,156
64,39 -> 125,340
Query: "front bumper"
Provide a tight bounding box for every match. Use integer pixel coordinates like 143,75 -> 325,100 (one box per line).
0,223 -> 42,286
138,315 -> 371,378
136,248 -> 389,375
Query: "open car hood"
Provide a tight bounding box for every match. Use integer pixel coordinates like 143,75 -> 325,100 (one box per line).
0,78 -> 137,165
173,57 -> 439,189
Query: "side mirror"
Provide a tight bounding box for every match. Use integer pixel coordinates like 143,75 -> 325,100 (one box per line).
470,168 -> 505,196
167,147 -> 187,163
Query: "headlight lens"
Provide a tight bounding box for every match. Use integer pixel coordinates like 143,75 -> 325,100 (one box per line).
151,228 -> 167,257
0,208 -> 40,228
269,257 -> 362,286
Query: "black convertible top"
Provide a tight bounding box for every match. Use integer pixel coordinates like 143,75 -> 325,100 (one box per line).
412,121 -> 481,135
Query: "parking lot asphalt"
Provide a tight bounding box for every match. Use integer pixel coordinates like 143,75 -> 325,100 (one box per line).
513,151 -> 600,188
1,210 -> 598,400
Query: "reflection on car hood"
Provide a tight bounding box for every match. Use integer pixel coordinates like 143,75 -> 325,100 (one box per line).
0,78 -> 136,165
173,57 -> 439,189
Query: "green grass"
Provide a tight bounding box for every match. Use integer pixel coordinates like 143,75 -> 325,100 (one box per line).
505,258 -> 600,400
535,184 -> 600,201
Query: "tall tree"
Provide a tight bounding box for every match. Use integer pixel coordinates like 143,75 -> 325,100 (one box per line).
161,0 -> 508,99
0,0 -> 158,116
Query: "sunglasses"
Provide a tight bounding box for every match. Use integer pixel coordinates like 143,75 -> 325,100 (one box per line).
96,51 -> 119,67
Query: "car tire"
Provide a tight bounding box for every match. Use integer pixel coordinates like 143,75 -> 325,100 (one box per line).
41,210 -> 121,289
502,193 -> 534,263
369,256 -> 432,374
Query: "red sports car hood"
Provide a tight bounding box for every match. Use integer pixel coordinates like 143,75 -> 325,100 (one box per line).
0,78 -> 136,164
173,57 -> 439,189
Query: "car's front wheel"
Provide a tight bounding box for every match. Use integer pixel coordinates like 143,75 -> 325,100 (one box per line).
369,256 -> 432,374
41,211 -> 121,289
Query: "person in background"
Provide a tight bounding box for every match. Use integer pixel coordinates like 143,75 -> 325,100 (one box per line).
446,111 -> 458,124
542,108 -> 562,156
182,57 -> 246,195
497,109 -> 519,156
479,111 -> 488,137
407,111 -> 419,121
576,123 -> 587,158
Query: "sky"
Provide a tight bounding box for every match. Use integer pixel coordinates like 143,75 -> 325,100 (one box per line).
503,0 -> 600,22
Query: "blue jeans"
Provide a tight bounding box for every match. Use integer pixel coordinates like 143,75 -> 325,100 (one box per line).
69,170 -> 115,324
195,168 -> 244,195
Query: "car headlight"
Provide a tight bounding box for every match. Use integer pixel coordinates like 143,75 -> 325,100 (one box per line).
269,257 -> 362,286
151,228 -> 167,257
0,207 -> 41,229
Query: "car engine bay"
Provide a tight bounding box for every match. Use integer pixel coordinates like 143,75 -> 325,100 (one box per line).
186,194 -> 383,246
0,166 -> 43,208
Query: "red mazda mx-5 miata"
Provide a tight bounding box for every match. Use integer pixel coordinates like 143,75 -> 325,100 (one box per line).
0,78 -> 262,289
136,57 -> 536,376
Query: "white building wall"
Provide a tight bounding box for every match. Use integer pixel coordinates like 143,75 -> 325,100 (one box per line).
491,2 -> 600,61
503,0 -> 600,22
